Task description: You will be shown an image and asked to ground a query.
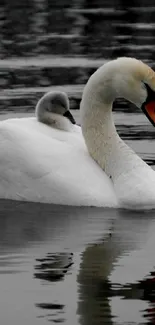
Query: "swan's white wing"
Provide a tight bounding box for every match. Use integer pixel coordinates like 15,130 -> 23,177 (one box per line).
0,117 -> 117,207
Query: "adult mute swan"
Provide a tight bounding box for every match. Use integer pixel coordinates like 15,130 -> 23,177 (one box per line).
0,90 -> 117,207
0,57 -> 155,209
80,57 -> 155,209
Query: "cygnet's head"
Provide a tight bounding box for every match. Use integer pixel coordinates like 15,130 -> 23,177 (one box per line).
35,91 -> 76,130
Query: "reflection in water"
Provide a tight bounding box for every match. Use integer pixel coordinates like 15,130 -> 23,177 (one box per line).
36,303 -> 65,324
34,252 -> 73,323
143,275 -> 155,325
77,209 -> 155,325
77,235 -> 114,325
35,252 -> 73,281
0,200 -> 155,323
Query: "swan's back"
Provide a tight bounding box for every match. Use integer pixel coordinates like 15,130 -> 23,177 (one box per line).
0,117 -> 117,207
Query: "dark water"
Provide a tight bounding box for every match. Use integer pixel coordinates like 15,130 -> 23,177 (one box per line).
0,1 -> 155,324
1,0 -> 155,111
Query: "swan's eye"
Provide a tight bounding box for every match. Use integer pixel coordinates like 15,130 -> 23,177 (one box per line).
141,83 -> 155,127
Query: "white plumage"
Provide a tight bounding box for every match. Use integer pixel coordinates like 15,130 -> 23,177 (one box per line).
0,57 -> 155,209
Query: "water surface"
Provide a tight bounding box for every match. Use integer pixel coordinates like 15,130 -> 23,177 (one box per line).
0,201 -> 155,325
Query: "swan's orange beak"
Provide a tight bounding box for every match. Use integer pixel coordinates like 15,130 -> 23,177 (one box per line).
142,83 -> 155,127
142,101 -> 155,126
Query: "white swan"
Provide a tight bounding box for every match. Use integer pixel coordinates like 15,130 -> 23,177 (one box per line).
0,90 -> 117,207
80,57 -> 155,209
0,57 -> 155,209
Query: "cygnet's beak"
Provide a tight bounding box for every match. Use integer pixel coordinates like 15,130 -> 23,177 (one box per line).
141,83 -> 155,127
63,110 -> 76,124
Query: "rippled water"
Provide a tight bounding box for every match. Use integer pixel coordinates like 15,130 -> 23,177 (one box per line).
0,201 -> 155,325
1,0 -> 155,112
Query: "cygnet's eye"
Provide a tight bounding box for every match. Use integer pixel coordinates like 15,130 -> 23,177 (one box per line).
52,98 -> 66,109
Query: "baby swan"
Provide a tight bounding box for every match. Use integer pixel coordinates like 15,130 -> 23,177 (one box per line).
35,91 -> 76,131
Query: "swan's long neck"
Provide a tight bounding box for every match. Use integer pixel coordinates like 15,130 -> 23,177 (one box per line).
80,59 -> 155,207
81,62 -> 142,180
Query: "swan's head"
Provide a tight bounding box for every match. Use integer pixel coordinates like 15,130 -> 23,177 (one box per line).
35,91 -> 76,130
81,57 -> 155,126
112,57 -> 155,126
